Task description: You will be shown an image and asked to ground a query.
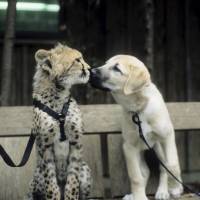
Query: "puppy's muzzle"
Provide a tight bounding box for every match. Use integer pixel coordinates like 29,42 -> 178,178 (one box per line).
89,68 -> 110,91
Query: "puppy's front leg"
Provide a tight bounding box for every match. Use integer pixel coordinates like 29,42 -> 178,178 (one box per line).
162,130 -> 183,198
154,142 -> 169,200
123,142 -> 148,200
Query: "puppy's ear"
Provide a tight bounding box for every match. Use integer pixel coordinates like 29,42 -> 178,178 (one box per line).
123,65 -> 150,95
35,49 -> 52,74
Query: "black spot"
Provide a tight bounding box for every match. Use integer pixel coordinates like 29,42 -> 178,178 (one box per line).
75,135 -> 79,139
55,96 -> 60,100
71,125 -> 75,130
47,194 -> 52,198
74,167 -> 79,171
45,138 -> 48,142
71,157 -> 77,162
72,188 -> 76,195
47,159 -> 52,163
49,128 -> 54,132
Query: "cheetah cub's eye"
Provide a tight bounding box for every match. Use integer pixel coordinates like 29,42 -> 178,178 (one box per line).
75,57 -> 82,63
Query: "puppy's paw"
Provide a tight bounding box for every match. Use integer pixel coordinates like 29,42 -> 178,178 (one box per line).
169,185 -> 183,198
155,189 -> 170,200
122,194 -> 134,200
123,193 -> 149,200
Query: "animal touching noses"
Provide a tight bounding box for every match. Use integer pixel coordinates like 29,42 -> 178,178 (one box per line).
90,68 -> 100,76
89,67 -> 102,84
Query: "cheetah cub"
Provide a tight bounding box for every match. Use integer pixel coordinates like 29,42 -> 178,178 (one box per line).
25,44 -> 92,200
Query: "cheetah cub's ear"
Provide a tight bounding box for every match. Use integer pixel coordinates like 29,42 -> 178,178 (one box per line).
35,49 -> 50,63
35,49 -> 52,75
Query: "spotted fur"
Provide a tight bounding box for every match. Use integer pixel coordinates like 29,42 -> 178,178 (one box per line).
25,44 -> 92,200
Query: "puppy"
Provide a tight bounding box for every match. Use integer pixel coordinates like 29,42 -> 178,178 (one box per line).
90,55 -> 183,200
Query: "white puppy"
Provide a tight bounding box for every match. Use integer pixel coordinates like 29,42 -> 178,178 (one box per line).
90,55 -> 183,200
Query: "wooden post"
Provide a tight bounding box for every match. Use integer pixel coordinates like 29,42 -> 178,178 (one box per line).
0,0 -> 16,106
144,0 -> 154,71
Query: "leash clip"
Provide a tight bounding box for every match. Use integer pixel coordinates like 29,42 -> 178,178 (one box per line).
132,113 -> 141,126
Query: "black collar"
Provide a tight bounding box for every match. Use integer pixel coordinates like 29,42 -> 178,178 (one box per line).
33,95 -> 72,142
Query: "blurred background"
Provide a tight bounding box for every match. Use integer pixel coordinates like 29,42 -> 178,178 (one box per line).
0,0 -> 200,189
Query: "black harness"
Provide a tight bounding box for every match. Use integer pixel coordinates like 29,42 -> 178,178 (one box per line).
0,97 -> 73,167
33,96 -> 72,142
132,113 -> 200,197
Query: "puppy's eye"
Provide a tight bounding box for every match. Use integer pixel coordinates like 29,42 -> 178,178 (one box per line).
113,64 -> 122,73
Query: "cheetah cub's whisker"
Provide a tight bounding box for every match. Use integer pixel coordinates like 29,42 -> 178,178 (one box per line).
25,44 -> 92,200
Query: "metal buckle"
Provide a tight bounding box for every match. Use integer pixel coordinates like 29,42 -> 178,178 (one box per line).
58,113 -> 65,123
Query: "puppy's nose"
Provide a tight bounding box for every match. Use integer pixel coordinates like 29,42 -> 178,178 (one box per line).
91,68 -> 97,74
89,68 -> 98,83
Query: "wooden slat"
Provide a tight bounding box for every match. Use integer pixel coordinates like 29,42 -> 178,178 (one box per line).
0,135 -> 103,199
0,103 -> 200,136
81,135 -> 104,197
0,105 -> 122,135
167,103 -> 200,130
107,134 -> 130,197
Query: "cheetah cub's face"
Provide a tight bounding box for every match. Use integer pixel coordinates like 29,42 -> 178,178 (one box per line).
35,44 -> 90,89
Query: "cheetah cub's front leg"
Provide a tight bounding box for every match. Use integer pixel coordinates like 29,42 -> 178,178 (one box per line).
64,142 -> 92,200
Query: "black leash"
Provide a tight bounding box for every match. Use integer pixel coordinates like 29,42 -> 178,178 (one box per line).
132,113 -> 200,197
0,132 -> 36,167
0,96 -> 72,167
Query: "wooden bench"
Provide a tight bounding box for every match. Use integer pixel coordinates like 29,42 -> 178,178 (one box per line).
0,103 -> 200,200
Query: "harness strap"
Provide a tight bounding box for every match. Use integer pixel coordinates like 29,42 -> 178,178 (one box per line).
33,96 -> 72,142
0,132 -> 36,167
33,99 -> 62,121
132,113 -> 200,197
